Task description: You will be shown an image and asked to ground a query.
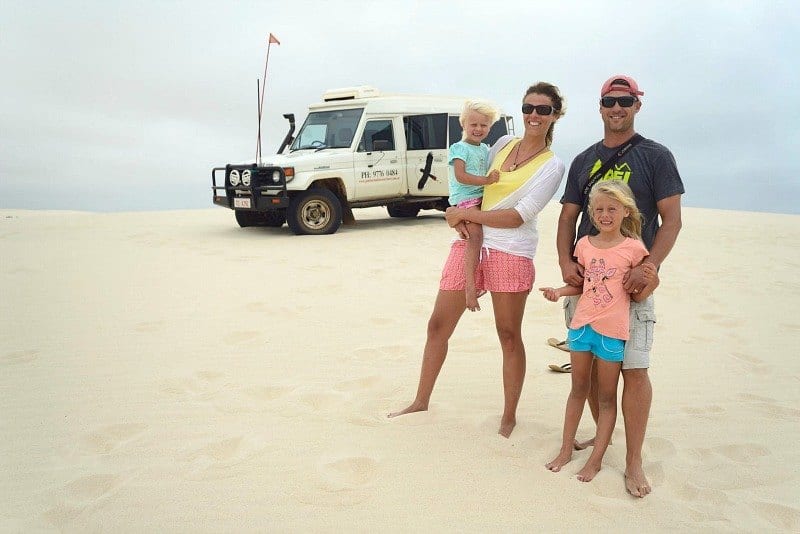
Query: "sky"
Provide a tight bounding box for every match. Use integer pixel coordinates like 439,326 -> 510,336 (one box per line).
1,0 -> 798,214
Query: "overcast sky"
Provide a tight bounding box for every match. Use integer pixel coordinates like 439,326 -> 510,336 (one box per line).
2,0 -> 797,214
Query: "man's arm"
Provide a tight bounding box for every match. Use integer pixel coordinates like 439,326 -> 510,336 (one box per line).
623,193 -> 683,291
557,203 -> 584,287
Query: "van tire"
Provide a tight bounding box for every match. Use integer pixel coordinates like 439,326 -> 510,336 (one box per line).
387,204 -> 421,218
235,210 -> 286,228
261,210 -> 286,227
287,189 -> 342,235
235,210 -> 260,227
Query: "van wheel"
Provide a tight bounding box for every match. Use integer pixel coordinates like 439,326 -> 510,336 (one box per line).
261,210 -> 286,227
235,210 -> 286,228
287,189 -> 342,235
235,210 -> 260,227
387,204 -> 420,218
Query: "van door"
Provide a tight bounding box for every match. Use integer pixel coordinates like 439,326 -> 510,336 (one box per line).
352,118 -> 406,200
404,113 -> 449,198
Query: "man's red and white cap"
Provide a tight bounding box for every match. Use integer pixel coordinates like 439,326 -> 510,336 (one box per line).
601,75 -> 644,97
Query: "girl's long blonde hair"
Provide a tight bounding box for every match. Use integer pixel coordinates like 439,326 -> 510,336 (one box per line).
588,180 -> 642,239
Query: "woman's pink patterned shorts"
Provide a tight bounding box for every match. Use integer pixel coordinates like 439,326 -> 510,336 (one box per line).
439,240 -> 535,293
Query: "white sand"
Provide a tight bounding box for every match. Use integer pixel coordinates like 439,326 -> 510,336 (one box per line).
2,204 -> 799,532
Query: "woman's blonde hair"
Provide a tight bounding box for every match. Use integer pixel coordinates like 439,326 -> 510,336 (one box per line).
588,180 -> 642,239
459,100 -> 499,139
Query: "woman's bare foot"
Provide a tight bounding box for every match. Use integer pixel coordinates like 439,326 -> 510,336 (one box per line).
576,461 -> 601,482
387,401 -> 428,418
545,450 -> 572,472
625,465 -> 651,497
498,417 -> 516,438
573,437 -> 595,450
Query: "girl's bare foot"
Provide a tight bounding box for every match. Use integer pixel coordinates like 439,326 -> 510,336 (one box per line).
576,461 -> 601,482
545,450 -> 572,472
387,401 -> 428,418
498,417 -> 516,438
573,437 -> 595,450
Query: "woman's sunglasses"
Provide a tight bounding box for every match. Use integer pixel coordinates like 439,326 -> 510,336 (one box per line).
521,103 -> 555,116
600,96 -> 638,108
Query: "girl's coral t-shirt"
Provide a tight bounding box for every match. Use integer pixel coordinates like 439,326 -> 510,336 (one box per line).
570,236 -> 648,340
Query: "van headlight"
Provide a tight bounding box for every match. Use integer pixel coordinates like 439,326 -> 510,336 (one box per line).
229,169 -> 241,186
272,170 -> 281,183
242,170 -> 252,187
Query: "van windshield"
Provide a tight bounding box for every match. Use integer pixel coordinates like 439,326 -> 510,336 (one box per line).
290,108 -> 364,151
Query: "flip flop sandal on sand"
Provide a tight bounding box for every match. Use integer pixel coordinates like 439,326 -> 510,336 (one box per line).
548,363 -> 572,373
547,338 -> 570,352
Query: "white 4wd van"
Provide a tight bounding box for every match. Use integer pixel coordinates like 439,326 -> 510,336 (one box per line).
212,86 -> 514,235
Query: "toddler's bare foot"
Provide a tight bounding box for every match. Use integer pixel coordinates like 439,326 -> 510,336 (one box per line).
498,417 -> 516,438
576,461 -> 601,482
573,437 -> 595,450
545,450 -> 572,472
387,401 -> 428,418
625,465 -> 651,497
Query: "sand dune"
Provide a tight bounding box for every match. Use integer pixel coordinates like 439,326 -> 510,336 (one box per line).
2,204 -> 798,532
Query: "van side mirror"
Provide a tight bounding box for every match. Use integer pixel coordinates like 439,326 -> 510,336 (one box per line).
372,140 -> 390,151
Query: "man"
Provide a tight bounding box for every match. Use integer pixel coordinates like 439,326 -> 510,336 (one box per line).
556,75 -> 684,497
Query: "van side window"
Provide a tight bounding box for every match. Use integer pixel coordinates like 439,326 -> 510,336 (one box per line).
404,114 -> 447,150
358,120 -> 395,152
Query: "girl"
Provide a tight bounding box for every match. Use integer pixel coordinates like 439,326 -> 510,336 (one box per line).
539,180 -> 658,482
447,100 -> 500,311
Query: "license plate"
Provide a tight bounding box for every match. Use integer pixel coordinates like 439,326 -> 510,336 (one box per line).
233,198 -> 251,208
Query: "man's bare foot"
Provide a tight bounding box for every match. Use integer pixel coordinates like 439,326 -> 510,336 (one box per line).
545,450 -> 572,472
498,417 -> 516,438
576,461 -> 601,482
625,465 -> 651,497
573,437 -> 595,450
387,401 -> 428,418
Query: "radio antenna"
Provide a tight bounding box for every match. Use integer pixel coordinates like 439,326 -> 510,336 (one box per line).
255,33 -> 281,165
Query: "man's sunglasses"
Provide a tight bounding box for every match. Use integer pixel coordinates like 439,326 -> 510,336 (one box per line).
521,103 -> 555,116
600,96 -> 638,108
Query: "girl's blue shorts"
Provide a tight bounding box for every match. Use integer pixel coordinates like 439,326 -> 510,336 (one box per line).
567,324 -> 625,362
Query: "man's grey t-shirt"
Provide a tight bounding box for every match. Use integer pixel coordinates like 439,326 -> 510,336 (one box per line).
561,138 -> 685,250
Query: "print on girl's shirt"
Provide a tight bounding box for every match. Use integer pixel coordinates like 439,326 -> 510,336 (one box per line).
585,258 -> 616,307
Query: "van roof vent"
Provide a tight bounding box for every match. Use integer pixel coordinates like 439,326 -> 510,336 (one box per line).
322,86 -> 381,101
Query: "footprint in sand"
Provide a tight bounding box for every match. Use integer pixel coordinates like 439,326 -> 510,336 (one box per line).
82,423 -> 148,454
1,349 -> 39,364
752,501 -> 800,531
183,435 -> 267,481
293,455 -> 379,507
44,473 -> 122,527
160,370 -> 225,400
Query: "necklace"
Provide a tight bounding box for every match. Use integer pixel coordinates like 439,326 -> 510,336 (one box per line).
509,141 -> 548,171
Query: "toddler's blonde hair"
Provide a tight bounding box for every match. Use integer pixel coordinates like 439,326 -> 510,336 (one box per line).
459,100 -> 499,140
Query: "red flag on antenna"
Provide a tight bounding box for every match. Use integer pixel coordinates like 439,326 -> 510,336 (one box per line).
268,33 -> 280,45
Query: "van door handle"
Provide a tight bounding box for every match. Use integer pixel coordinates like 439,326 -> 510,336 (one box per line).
390,159 -> 397,163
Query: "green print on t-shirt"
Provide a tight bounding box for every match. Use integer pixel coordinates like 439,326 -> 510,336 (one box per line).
589,159 -> 632,183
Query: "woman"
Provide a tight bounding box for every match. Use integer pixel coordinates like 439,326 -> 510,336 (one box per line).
388,82 -> 567,437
